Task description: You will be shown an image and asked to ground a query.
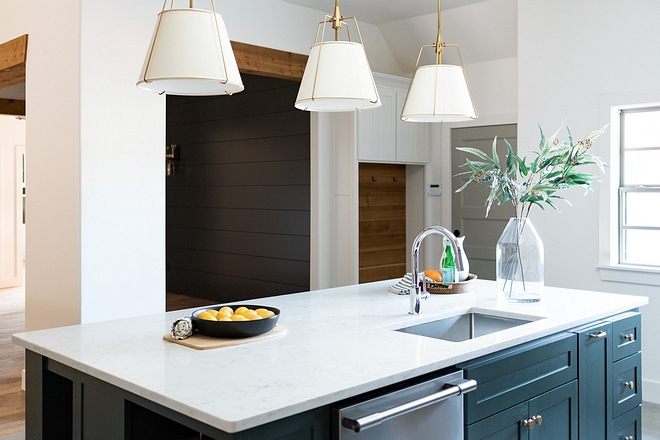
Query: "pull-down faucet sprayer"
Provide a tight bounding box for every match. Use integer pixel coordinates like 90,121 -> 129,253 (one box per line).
410,226 -> 464,315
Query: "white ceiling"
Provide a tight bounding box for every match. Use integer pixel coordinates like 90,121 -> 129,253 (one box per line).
281,0 -> 489,25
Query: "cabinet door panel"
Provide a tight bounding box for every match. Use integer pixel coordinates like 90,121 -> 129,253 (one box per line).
528,381 -> 578,440
465,402 -> 527,440
611,312 -> 641,362
377,88 -> 396,162
575,322 -> 612,440
610,405 -> 641,440
395,90 -> 429,164
460,333 -> 577,424
612,352 -> 642,418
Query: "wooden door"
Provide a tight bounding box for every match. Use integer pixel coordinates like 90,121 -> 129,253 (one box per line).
451,124 -> 517,281
359,163 -> 406,283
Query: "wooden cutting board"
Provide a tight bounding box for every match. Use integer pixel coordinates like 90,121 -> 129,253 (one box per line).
163,325 -> 287,350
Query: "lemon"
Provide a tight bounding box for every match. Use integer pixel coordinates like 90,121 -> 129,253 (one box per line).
230,314 -> 248,321
197,311 -> 217,321
234,306 -> 248,315
247,315 -> 263,320
241,309 -> 258,318
219,306 -> 233,315
217,317 -> 232,322
256,309 -> 272,318
217,309 -> 232,318
206,309 -> 219,317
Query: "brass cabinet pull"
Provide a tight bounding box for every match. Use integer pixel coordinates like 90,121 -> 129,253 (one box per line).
534,415 -> 543,426
625,381 -> 635,389
624,333 -> 635,342
589,331 -> 607,338
624,436 -> 634,440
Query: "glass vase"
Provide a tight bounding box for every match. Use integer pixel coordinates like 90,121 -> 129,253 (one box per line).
496,217 -> 544,302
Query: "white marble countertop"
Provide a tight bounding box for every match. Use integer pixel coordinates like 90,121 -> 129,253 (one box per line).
13,280 -> 647,433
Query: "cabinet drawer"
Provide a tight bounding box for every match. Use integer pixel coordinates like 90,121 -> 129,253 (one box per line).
610,312 -> 641,362
612,352 -> 642,419
459,332 -> 577,424
611,405 -> 641,440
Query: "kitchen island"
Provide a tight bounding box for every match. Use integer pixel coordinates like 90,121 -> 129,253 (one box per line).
14,279 -> 647,439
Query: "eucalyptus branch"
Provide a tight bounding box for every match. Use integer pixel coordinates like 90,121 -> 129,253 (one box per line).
455,123 -> 608,218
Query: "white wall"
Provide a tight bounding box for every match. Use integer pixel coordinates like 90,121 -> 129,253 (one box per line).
1,0 -> 166,330
518,0 -> 660,404
79,0 -> 166,323
216,0 -> 404,76
1,1 -> 84,329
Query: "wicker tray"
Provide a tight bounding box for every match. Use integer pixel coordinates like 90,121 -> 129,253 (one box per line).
427,273 -> 477,294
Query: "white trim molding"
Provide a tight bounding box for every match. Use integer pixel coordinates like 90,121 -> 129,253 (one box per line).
598,89 -> 660,287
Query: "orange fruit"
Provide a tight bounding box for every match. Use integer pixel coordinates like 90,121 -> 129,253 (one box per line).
424,269 -> 442,282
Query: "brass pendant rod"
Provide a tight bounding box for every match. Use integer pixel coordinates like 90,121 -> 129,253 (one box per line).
332,0 -> 342,41
435,0 -> 443,63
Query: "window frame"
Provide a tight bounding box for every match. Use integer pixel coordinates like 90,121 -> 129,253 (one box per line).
598,90 -> 660,286
618,108 -> 660,268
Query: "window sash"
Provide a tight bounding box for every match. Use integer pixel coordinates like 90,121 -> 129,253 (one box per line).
619,107 -> 660,267
618,187 -> 660,266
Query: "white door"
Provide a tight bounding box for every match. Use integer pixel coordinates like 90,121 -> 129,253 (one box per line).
451,124 -> 517,281
0,144 -> 24,288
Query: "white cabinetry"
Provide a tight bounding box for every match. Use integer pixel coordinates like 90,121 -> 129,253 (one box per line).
357,74 -> 429,164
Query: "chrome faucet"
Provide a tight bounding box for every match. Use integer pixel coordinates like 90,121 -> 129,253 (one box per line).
410,226 -> 465,315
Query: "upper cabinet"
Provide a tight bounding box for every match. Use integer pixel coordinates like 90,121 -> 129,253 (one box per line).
357,74 -> 430,164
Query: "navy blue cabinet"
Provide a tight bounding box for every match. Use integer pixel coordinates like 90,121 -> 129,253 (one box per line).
461,311 -> 642,440
573,312 -> 642,440
459,333 -> 578,440
466,381 -> 578,440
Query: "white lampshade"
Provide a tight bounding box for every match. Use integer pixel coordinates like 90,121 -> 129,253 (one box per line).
295,41 -> 380,112
137,8 -> 243,96
401,64 -> 476,122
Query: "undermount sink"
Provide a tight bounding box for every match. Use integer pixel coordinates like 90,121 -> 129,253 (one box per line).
394,310 -> 542,342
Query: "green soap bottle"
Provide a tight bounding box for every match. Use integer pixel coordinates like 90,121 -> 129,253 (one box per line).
441,240 -> 457,282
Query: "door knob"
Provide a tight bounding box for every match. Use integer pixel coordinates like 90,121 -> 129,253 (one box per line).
523,419 -> 535,429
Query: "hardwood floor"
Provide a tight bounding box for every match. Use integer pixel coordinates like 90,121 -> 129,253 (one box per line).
0,280 -> 216,438
0,282 -> 25,437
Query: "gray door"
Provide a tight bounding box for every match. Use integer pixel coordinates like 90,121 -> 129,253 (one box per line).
451,124 -> 517,281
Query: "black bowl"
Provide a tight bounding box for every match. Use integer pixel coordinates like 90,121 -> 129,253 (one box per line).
191,304 -> 280,339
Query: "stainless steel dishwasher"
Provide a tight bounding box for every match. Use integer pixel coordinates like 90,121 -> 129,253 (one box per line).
331,370 -> 476,440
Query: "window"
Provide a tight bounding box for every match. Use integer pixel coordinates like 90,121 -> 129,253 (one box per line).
619,108 -> 660,267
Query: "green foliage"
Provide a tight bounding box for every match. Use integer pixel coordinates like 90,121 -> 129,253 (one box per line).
455,123 -> 607,218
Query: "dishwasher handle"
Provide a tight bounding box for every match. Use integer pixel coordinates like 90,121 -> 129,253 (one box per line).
341,379 -> 477,433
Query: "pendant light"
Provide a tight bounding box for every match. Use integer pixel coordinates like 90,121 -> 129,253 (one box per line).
400,0 -> 477,122
137,0 -> 243,96
295,0 -> 380,112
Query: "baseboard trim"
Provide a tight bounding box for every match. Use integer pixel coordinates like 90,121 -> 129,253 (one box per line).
644,378 -> 660,405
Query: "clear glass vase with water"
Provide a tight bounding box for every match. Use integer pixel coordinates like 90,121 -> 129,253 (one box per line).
496,217 -> 544,302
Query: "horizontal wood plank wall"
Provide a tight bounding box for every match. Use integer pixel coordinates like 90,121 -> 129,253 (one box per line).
166,74 -> 310,303
359,163 -> 407,283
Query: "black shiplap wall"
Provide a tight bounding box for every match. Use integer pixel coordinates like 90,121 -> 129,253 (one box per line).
166,74 -> 310,303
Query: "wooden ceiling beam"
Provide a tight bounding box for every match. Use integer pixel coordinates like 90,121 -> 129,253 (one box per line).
231,41 -> 307,82
0,34 -> 28,90
0,98 -> 25,116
